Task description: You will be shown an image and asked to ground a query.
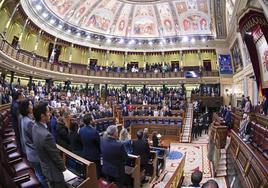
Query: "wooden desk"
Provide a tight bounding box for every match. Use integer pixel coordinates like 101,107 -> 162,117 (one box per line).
57,145 -> 98,188
229,130 -> 268,188
150,155 -> 186,188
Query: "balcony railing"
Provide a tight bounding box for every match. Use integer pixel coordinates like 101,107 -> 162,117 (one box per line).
0,39 -> 219,79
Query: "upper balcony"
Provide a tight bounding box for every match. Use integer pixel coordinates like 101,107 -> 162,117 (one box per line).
0,38 -> 220,85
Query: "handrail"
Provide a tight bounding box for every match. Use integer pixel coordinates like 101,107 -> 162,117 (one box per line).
0,38 -> 220,80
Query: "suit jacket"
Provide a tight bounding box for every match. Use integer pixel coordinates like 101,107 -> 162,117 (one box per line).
20,116 -> 39,162
101,137 -> 128,178
263,99 -> 268,115
56,122 -> 71,150
132,139 -> 150,165
79,125 -> 101,161
32,122 -> 65,183
224,111 -> 231,125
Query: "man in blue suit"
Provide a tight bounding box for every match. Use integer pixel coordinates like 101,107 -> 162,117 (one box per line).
224,107 -> 232,129
101,125 -> 129,188
79,113 -> 101,178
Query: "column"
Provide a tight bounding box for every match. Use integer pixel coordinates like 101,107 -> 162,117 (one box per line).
3,3 -> 20,38
161,51 -> 165,66
143,52 -> 146,68
106,50 -> 109,66
87,47 -> 91,67
104,84 -> 108,99
253,78 -> 258,106
49,37 -> 57,63
46,79 -> 52,93
258,0 -> 268,20
1,72 -> 6,83
10,71 -> 14,85
85,83 -> 89,96
243,77 -> 248,97
68,43 -> 73,67
18,18 -> 28,48
181,51 -> 184,71
0,0 -> 7,10
237,32 -> 248,68
143,85 -> 146,94
28,76 -> 33,90
33,30 -> 42,54
198,50 -> 202,71
124,84 -> 127,92
124,51 -> 128,69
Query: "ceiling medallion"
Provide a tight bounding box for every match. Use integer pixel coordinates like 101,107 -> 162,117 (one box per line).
120,0 -> 162,3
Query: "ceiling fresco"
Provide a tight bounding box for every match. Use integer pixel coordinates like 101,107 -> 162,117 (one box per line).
32,0 -> 213,38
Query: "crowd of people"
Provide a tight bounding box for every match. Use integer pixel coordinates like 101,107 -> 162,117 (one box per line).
11,89 -> 162,187
191,85 -> 220,97
7,82 -> 186,188
88,61 -> 181,74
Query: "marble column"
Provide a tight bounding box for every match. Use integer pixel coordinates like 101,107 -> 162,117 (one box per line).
10,71 -> 14,85
124,51 -> 128,69
106,50 -> 110,66
87,47 -> 91,66
34,30 -> 42,54
68,43 -> 73,65
237,32 -> 248,68
243,77 -> 248,97
49,37 -> 57,63
18,18 -> 28,48
253,78 -> 258,106
143,52 -> 146,68
3,3 -> 20,38
258,0 -> 268,20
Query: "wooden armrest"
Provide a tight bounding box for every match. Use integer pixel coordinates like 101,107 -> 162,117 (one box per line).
13,173 -> 30,181
9,157 -> 22,164
13,174 -> 30,184
6,147 -> 17,154
3,139 -> 14,144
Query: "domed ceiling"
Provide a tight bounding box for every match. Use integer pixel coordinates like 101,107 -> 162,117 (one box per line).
25,0 -> 213,39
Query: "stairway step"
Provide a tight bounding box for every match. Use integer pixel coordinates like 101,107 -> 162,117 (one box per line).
217,164 -> 227,171
218,160 -> 227,166
216,170 -> 227,177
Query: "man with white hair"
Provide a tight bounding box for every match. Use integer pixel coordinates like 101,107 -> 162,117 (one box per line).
101,125 -> 128,188
239,113 -> 251,141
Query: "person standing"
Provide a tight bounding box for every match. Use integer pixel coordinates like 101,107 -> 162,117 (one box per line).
101,125 -> 129,188
79,113 -> 101,178
11,91 -> 24,153
19,99 -> 49,188
262,95 -> 268,115
32,102 -> 66,188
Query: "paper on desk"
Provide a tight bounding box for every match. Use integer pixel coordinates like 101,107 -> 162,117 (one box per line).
63,169 -> 77,182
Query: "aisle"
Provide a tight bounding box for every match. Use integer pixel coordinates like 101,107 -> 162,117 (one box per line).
180,134 -> 228,188
181,103 -> 193,143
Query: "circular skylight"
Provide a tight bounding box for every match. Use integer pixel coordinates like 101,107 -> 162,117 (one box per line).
26,0 -> 213,39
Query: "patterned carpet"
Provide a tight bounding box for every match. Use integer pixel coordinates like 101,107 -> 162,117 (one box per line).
166,142 -> 213,186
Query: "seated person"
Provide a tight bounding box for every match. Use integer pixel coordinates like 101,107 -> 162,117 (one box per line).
101,125 -> 130,188
239,113 -> 251,142
189,170 -> 203,187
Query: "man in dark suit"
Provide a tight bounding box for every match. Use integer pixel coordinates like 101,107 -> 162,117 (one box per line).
224,107 -> 232,129
79,113 -> 101,178
101,125 -> 128,188
32,101 -> 66,188
262,95 -> 268,115
132,130 -> 151,174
